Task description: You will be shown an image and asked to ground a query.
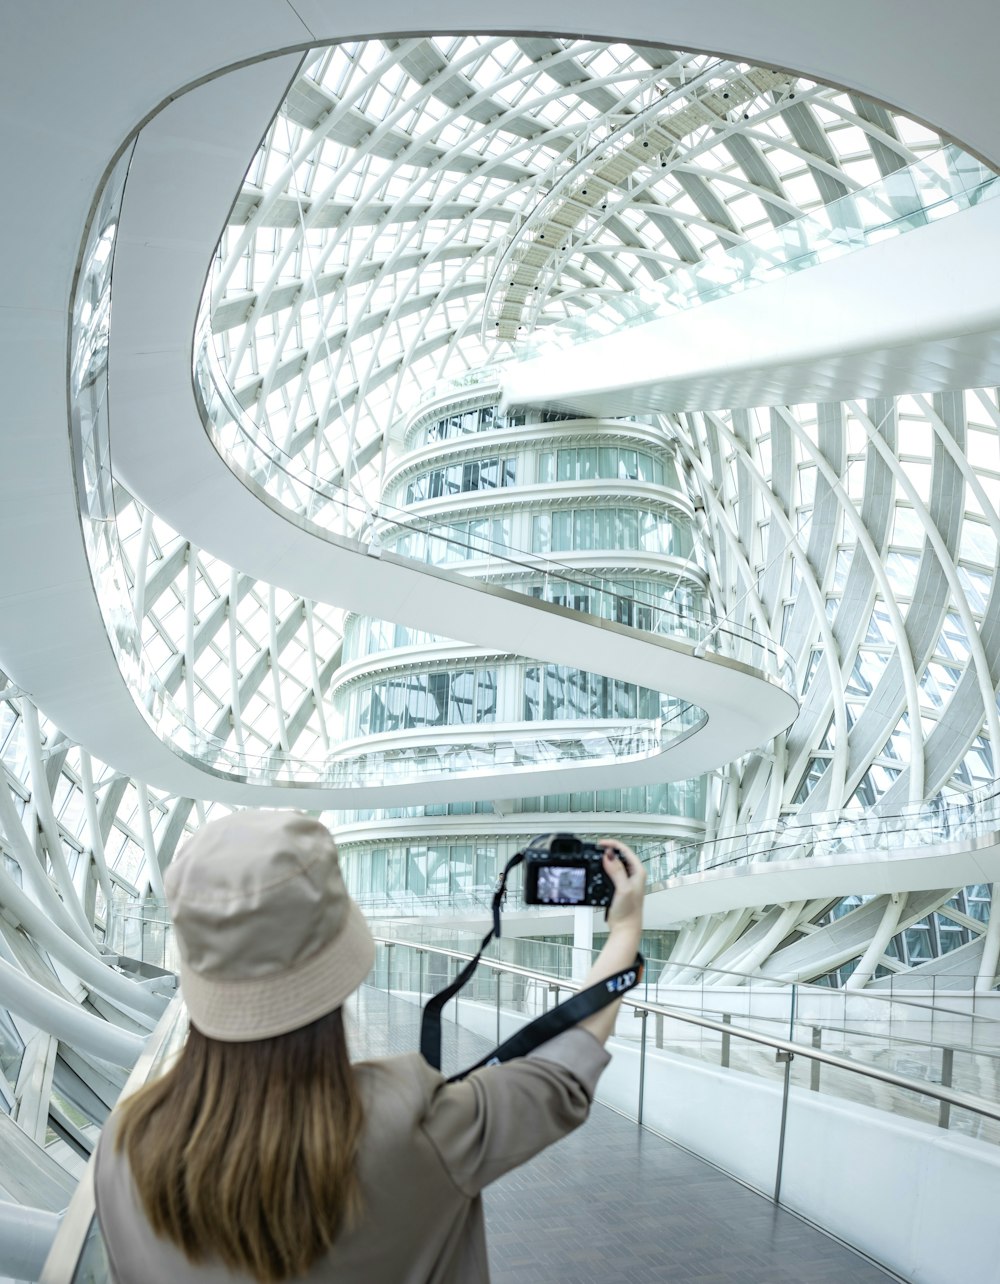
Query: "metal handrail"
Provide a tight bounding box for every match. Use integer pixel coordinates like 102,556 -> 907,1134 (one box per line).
376,936 -> 1000,1126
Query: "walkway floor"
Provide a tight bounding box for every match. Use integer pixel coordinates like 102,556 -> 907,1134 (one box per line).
346,985 -> 896,1284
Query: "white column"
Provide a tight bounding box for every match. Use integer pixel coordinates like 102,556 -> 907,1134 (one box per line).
572,906 -> 594,982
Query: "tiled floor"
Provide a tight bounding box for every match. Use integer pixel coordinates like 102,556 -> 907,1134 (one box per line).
346,985 -> 896,1284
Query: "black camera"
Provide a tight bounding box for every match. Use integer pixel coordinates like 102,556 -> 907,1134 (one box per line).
521,833 -> 616,907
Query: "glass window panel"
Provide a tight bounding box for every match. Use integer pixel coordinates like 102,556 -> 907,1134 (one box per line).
619,449 -> 638,480
426,846 -> 449,896
543,666 -> 566,719
599,447 -> 617,477
450,670 -> 475,723
426,671 -> 450,725
449,844 -> 473,895
639,511 -> 659,552
595,508 -> 614,548
491,517 -> 510,552
524,666 -> 540,720
578,447 -> 597,479
406,846 -> 428,895
537,451 -> 555,483
552,511 -> 573,551
568,669 -> 589,718
371,848 -> 386,895
637,452 -> 654,482
614,681 -> 638,718
503,458 -> 517,487
557,449 -> 576,481
474,844 -> 497,888
574,509 -> 595,551
384,678 -> 406,731
618,509 -> 639,549
357,687 -> 372,735
476,670 -> 497,722
368,686 -> 385,734
468,518 -> 489,554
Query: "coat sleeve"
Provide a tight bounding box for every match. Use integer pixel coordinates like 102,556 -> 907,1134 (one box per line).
420,1027 -> 610,1197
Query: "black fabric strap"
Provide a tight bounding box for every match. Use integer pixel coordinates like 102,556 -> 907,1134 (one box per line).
419,848 -> 644,1078
445,953 -> 644,1082
420,850 -> 523,1070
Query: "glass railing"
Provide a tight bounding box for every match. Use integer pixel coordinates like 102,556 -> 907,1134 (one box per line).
193,317 -> 794,694
642,776 -> 1000,888
35,947 -> 1000,1283
371,939 -> 1000,1149
38,996 -> 187,1284
519,143 -> 1000,355
95,892 -> 1000,1112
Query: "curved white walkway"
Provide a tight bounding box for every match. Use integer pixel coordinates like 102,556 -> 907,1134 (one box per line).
3,6 -> 1000,800
46,56 -> 796,805
641,833 -> 1000,927
502,198 -> 1000,416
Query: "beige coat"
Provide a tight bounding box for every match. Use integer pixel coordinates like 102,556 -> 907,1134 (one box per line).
94,1027 -> 610,1283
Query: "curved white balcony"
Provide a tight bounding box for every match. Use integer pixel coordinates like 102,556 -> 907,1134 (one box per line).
641,782 -> 1000,925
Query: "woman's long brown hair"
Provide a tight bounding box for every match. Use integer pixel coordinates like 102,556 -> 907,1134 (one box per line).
115,1008 -> 363,1282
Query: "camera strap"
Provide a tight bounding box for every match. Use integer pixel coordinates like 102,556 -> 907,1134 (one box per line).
420,850 -> 644,1080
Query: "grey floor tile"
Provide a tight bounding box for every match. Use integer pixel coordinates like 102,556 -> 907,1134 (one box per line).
347,986 -> 894,1284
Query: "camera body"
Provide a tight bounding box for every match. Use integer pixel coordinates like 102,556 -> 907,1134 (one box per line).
521,833 -> 615,908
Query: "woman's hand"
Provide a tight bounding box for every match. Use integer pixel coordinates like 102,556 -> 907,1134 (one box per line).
598,839 -> 645,936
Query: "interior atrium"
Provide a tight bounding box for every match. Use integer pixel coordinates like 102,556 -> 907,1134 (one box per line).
2,10 -> 1000,1282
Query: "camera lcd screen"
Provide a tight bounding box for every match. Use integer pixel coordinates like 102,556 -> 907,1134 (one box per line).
534,865 -> 587,904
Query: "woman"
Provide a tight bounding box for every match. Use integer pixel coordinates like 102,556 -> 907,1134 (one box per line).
94,811 -> 645,1282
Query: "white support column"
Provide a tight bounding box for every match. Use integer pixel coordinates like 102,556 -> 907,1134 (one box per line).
78,750 -> 114,915
572,906 -> 594,982
728,900 -> 806,979
846,892 -> 905,990
21,702 -> 93,939
131,505 -> 155,626
136,783 -> 166,901
976,884 -> 1000,992
0,764 -> 98,957
0,1201 -> 60,1284
184,545 -> 198,737
0,862 -> 165,1019
304,600 -> 330,752
227,568 -> 246,757
268,585 -> 290,753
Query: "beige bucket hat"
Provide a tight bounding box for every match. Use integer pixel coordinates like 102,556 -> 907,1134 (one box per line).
164,811 -> 375,1041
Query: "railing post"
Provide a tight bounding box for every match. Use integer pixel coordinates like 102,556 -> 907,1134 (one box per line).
721,1012 -> 731,1067
656,1011 -> 664,1049
938,1048 -> 954,1129
811,1027 -> 822,1092
417,949 -> 425,1005
496,970 -> 502,1045
385,942 -> 394,996
637,1008 -> 648,1126
774,1047 -> 794,1204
